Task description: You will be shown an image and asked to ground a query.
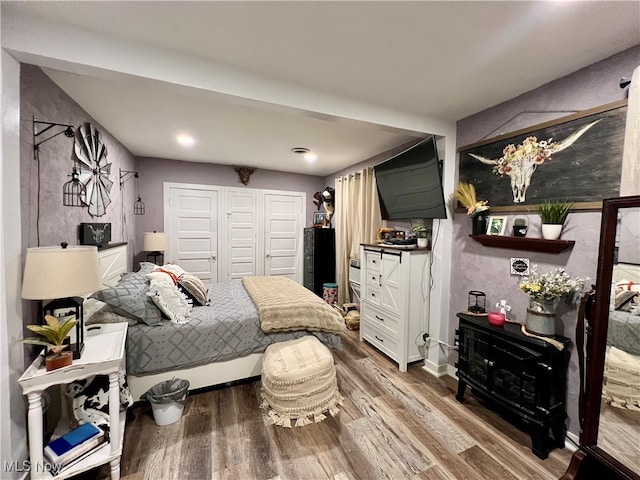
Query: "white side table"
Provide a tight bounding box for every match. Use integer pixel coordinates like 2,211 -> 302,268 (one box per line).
18,323 -> 127,480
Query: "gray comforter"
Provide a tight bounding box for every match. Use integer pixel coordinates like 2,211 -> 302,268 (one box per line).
126,280 -> 342,375
607,310 -> 640,356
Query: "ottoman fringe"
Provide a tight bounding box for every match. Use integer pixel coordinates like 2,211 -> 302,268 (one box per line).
261,391 -> 342,428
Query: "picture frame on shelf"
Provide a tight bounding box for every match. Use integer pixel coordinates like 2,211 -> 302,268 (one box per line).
486,216 -> 507,236
313,212 -> 325,226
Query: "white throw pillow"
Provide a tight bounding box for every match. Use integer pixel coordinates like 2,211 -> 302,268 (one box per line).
147,278 -> 193,324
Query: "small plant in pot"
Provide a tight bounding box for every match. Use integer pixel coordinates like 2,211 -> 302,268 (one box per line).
411,220 -> 431,248
23,314 -> 77,371
538,200 -> 573,240
513,217 -> 528,237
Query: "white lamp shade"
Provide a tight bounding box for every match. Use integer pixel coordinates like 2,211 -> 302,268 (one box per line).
21,246 -> 102,300
143,232 -> 168,252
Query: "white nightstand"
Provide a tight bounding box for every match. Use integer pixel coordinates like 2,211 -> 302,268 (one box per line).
18,323 -> 128,480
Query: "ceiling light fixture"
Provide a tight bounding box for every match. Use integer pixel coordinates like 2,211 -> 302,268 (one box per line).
291,147 -> 310,155
291,147 -> 317,162
177,134 -> 195,148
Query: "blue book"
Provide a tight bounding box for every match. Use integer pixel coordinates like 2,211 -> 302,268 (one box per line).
44,423 -> 103,462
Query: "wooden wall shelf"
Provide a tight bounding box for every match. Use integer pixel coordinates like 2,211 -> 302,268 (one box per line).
469,235 -> 575,254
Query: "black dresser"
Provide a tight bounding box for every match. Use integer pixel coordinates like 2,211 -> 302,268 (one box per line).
455,312 -> 570,459
303,228 -> 335,297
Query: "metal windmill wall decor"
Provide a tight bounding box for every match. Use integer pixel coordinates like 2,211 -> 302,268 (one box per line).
74,123 -> 113,217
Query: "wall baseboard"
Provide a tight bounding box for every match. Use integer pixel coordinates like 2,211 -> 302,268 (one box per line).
421,360 -> 449,377
565,431 -> 579,452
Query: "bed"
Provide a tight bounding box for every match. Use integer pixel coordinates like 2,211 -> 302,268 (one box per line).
87,261 -> 345,400
604,262 -> 640,410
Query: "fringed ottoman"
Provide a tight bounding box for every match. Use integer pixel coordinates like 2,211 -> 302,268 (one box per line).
260,335 -> 342,428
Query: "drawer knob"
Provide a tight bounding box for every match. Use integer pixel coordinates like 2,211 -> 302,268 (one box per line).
375,315 -> 385,322
374,335 -> 384,343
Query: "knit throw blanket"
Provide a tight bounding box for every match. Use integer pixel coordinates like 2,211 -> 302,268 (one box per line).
242,276 -> 345,334
603,346 -> 640,411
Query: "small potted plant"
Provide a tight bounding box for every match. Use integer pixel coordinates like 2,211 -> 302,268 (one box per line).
22,314 -> 77,371
538,200 -> 573,240
513,217 -> 528,237
411,220 -> 431,248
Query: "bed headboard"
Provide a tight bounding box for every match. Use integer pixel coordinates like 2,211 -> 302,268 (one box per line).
97,243 -> 128,287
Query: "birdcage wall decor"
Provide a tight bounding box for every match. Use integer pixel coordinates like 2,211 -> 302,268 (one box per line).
467,291 -> 487,314
134,196 -> 145,215
119,169 -> 146,215
62,166 -> 86,207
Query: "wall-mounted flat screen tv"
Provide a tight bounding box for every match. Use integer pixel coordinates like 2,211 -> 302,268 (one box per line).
374,136 -> 447,220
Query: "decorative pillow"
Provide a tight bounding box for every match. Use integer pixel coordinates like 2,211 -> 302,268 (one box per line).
178,273 -> 209,306
91,272 -> 163,326
147,278 -> 192,324
138,261 -> 158,275
84,298 -> 137,326
615,291 -> 638,311
147,270 -> 177,284
159,263 -> 187,278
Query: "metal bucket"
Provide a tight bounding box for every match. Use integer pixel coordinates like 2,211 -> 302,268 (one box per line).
525,299 -> 558,336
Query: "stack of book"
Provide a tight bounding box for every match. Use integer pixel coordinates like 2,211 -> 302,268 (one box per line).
44,422 -> 107,474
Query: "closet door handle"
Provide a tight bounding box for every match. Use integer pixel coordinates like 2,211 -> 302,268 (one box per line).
379,274 -> 382,287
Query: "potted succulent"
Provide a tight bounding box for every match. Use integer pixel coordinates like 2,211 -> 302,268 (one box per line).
23,314 -> 77,371
411,220 -> 431,248
513,217 -> 528,237
538,200 -> 573,240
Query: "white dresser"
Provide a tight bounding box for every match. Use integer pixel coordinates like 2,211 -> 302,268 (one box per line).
359,244 -> 430,371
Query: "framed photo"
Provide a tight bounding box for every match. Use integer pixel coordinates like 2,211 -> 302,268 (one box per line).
486,216 -> 507,236
313,212 -> 325,225
457,100 -> 627,212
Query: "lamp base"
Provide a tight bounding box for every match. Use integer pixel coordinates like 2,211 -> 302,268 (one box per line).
146,251 -> 164,265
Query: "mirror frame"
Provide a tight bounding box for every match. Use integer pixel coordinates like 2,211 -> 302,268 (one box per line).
566,195 -> 640,480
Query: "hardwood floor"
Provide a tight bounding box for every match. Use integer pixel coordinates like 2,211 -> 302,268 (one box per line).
91,330 -> 572,479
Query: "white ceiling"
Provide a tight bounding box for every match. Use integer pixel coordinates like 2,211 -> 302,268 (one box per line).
3,1 -> 639,176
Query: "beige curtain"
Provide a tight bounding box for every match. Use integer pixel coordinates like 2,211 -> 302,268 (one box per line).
335,167 -> 381,305
620,65 -> 640,196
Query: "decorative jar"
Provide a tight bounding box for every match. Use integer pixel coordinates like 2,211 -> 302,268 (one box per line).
472,212 -> 489,236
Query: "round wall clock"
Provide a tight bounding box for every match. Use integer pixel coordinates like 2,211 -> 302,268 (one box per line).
74,123 -> 113,217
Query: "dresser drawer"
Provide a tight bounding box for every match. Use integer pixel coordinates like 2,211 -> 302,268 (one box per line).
362,303 -> 399,336
361,321 -> 399,361
364,285 -> 381,305
365,251 -> 381,273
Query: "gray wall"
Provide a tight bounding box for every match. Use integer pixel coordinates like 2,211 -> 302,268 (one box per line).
451,45 -> 640,437
20,65 -> 138,255
19,64 -> 138,365
134,156 -> 327,263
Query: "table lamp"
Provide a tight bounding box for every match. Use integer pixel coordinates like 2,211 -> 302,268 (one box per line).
21,243 -> 101,359
143,231 -> 168,265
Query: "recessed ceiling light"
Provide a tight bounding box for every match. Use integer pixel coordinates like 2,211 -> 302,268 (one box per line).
291,147 -> 310,155
291,147 -> 317,162
177,134 -> 195,148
